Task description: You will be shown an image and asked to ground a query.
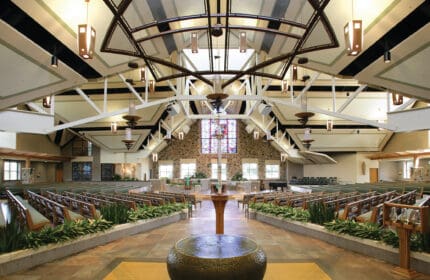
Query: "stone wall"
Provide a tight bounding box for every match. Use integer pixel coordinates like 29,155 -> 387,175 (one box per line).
156,121 -> 287,180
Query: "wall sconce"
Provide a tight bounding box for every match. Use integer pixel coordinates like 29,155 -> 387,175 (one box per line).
392,93 -> 403,105
326,119 -> 333,131
191,32 -> 198,53
239,32 -> 247,53
344,19 -> 362,56
384,50 -> 391,63
42,96 -> 52,108
78,0 -> 96,59
51,55 -> 58,68
253,130 -> 259,140
111,121 -> 117,134
178,131 -> 184,140
152,153 -> 158,162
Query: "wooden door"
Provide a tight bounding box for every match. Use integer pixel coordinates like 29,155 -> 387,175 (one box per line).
55,164 -> 63,183
369,168 -> 379,183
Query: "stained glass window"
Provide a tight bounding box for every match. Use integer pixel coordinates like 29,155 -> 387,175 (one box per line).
201,119 -> 237,154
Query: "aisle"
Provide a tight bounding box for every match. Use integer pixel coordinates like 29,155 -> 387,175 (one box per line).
3,199 -> 427,280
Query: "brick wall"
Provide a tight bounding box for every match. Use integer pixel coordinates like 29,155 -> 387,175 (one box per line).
156,121 -> 286,180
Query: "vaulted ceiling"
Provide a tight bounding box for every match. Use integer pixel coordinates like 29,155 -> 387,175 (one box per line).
0,0 -> 429,156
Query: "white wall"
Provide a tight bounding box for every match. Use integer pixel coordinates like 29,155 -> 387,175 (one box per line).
356,152 -> 379,183
100,150 -> 151,181
379,160 -> 402,182
304,152 -> 381,184
304,153 -> 357,184
0,132 -> 16,149
286,161 -> 303,181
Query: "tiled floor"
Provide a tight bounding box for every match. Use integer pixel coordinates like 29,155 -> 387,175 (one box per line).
3,199 -> 430,280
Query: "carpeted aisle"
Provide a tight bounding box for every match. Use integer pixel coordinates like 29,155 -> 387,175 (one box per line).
104,262 -> 331,280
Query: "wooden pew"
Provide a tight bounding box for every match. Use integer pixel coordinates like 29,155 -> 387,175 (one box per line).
339,191 -> 398,221
356,190 -> 417,224
113,193 -> 152,207
325,191 -> 376,214
83,192 -> 137,210
6,190 -> 50,231
26,190 -> 84,225
44,191 -> 100,219
63,191 -> 113,209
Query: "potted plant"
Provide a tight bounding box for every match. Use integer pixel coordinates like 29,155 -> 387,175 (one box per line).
231,172 -> 246,182
191,171 -> 207,184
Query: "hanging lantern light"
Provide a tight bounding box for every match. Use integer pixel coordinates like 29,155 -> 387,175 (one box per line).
326,119 -> 333,131
78,0 -> 96,59
152,153 -> 158,162
42,96 -> 52,108
392,93 -> 403,105
111,122 -> 117,134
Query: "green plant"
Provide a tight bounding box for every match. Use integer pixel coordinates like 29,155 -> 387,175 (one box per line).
324,220 -> 382,240
250,203 -> 310,222
308,202 -> 335,225
100,203 -> 131,224
128,203 -> 187,221
231,172 -> 246,181
0,210 -> 27,253
25,218 -> 112,249
113,174 -> 122,181
192,172 -> 207,179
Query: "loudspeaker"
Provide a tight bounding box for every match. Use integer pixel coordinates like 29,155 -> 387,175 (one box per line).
167,103 -> 181,116
258,103 -> 272,115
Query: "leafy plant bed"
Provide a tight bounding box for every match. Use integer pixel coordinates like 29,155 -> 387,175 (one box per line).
0,208 -> 188,276
251,210 -> 430,275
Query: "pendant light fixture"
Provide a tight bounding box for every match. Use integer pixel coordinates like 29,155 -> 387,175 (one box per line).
78,0 -> 96,59
326,119 -> 333,131
51,55 -> 58,68
302,127 -> 314,150
42,96 -> 52,108
239,32 -> 247,53
122,127 -> 135,150
152,153 -> 158,162
191,32 -> 198,53
344,0 -> 362,56
383,50 -> 391,63
392,93 -> 403,105
110,121 -> 117,134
